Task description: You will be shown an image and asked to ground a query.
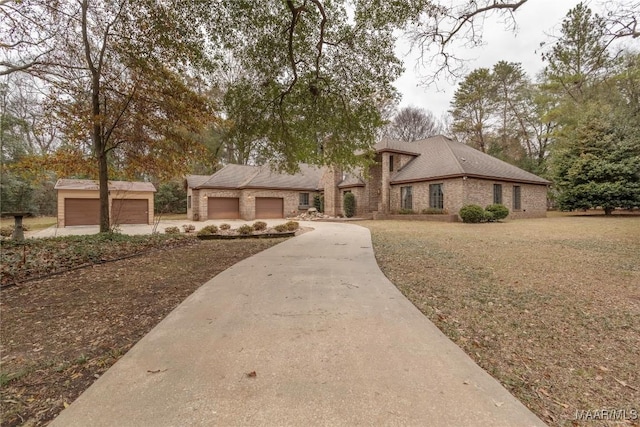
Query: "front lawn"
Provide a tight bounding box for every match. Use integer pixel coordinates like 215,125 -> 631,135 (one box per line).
364,216 -> 639,427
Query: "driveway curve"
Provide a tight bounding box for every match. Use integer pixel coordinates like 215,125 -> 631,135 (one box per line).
51,222 -> 544,427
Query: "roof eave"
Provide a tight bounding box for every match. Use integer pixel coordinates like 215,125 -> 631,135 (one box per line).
391,174 -> 551,186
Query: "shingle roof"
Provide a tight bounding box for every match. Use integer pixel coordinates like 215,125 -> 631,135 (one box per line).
54,179 -> 156,192
185,175 -> 211,189
388,135 -> 550,185
194,164 -> 324,190
338,169 -> 366,188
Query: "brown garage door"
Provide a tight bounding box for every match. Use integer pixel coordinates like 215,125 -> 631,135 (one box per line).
208,197 -> 240,219
255,197 -> 283,219
65,198 -> 100,226
112,199 -> 149,224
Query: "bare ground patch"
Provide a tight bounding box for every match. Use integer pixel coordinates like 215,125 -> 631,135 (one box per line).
0,238 -> 285,426
364,216 -> 640,426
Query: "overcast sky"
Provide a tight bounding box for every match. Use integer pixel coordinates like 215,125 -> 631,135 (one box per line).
394,0 -> 583,119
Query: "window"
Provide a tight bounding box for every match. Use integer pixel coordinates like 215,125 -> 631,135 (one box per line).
429,184 -> 444,209
187,195 -> 191,209
299,192 -> 310,207
513,186 -> 522,210
401,186 -> 413,210
389,155 -> 394,172
493,184 -> 502,204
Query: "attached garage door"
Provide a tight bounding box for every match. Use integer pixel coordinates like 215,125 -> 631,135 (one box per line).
65,198 -> 100,226
208,197 -> 240,219
111,199 -> 149,224
255,197 -> 283,219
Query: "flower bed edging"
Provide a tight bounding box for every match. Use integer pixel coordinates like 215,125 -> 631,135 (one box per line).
196,232 -> 296,240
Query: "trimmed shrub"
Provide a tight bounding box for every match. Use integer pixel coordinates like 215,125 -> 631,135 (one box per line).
252,221 -> 267,231
398,208 -> 415,214
219,223 -> 231,230
182,224 -> 196,233
197,225 -> 218,236
237,224 -> 253,235
285,220 -> 299,231
164,226 -> 180,234
313,194 -> 324,213
485,204 -> 509,221
459,204 -> 485,223
274,223 -> 288,232
483,210 -> 495,222
343,192 -> 355,218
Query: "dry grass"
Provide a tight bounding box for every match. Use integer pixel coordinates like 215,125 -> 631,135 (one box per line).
363,216 -> 640,427
155,213 -> 187,220
0,216 -> 57,231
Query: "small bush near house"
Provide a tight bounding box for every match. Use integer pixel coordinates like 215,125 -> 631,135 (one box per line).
197,225 -> 218,236
164,226 -> 180,234
421,208 -> 447,215
485,204 -> 509,221
343,192 -> 355,218
182,224 -> 196,233
219,223 -> 231,230
252,221 -> 267,231
237,224 -> 253,235
459,204 -> 485,223
398,208 -> 415,214
274,224 -> 289,232
285,220 -> 299,231
313,194 -> 324,213
483,210 -> 495,222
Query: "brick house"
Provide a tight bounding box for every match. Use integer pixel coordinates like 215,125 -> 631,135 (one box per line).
186,164 -> 324,221
187,135 -> 550,221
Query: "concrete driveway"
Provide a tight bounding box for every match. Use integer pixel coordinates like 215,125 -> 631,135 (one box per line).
50,222 -> 544,426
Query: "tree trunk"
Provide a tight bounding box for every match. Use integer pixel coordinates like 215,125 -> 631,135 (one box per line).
92,77 -> 110,233
83,0 -> 110,233
604,207 -> 613,215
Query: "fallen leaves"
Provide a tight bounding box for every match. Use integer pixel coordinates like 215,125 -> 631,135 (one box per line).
0,238 -> 285,426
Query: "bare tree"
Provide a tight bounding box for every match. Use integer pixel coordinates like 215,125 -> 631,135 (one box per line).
386,106 -> 442,142
602,1 -> 639,39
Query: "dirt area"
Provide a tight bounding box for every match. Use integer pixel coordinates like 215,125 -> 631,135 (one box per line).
0,238 -> 286,426
363,215 -> 640,427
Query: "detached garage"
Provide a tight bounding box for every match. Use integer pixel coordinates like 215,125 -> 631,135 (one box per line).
55,179 -> 156,227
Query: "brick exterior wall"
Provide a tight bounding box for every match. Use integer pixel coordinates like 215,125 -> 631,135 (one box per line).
320,167 -> 343,217
389,178 -> 547,219
367,161 -> 382,213
389,178 -> 461,214
460,178 -> 547,219
188,188 -> 318,221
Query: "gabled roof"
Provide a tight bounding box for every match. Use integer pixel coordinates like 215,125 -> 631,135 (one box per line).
193,163 -> 324,191
185,175 -> 211,189
54,179 -> 156,192
338,168 -> 366,188
386,135 -> 550,185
